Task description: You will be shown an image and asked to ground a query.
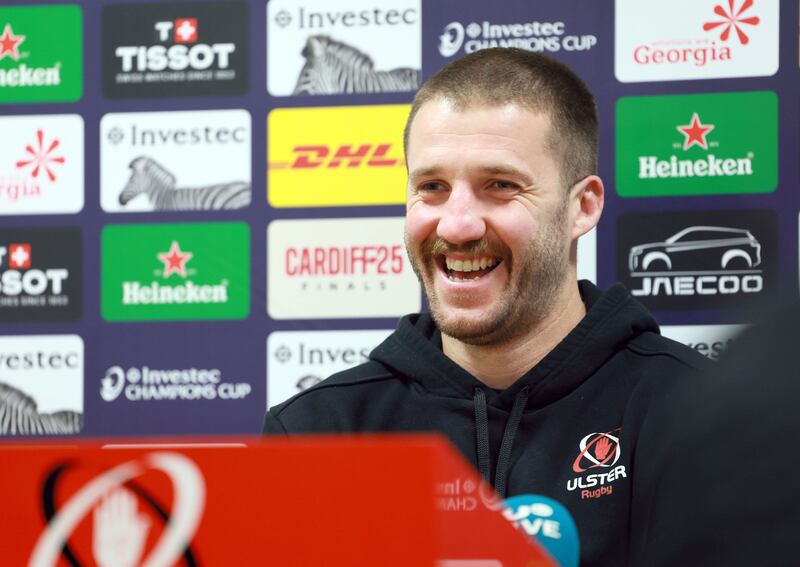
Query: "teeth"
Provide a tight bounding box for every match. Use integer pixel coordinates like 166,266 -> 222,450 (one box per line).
445,256 -> 498,272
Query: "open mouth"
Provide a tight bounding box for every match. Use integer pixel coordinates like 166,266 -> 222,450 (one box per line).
441,255 -> 502,282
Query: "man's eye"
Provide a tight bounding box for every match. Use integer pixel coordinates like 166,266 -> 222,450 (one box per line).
419,181 -> 446,192
490,180 -> 519,190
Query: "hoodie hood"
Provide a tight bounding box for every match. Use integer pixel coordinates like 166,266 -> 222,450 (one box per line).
370,280 -> 660,412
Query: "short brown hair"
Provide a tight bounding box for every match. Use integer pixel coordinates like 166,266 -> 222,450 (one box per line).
403,48 -> 598,189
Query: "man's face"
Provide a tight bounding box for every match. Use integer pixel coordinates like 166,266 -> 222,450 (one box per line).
405,100 -> 574,345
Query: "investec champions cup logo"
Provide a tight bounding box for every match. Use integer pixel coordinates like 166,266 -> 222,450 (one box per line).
29,452 -> 205,567
101,223 -> 249,321
268,105 -> 408,207
439,19 -> 596,58
567,430 -> 626,500
616,91 -> 777,197
0,5 -> 82,103
0,115 -> 84,215
615,0 -> 778,82
102,1 -> 249,98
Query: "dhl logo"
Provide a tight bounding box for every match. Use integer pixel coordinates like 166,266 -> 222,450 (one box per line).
269,144 -> 403,170
268,104 -> 410,208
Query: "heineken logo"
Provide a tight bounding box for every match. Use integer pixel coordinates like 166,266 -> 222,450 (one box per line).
102,223 -> 249,321
0,5 -> 82,102
616,91 -> 776,197
0,23 -> 24,60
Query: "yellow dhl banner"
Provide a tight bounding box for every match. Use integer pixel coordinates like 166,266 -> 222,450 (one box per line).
268,104 -> 409,207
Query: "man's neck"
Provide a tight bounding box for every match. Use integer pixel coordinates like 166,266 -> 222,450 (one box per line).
441,285 -> 587,390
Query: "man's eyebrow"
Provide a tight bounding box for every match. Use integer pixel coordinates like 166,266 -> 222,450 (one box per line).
408,166 -> 442,180
409,165 -> 534,184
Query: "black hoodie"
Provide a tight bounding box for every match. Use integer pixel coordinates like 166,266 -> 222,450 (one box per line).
263,281 -> 710,566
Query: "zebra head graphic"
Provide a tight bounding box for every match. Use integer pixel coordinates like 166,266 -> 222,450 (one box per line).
0,381 -> 82,435
293,35 -> 420,95
119,156 -> 251,211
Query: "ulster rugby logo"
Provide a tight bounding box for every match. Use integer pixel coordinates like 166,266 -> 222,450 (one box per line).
29,452 -> 205,567
572,431 -> 621,473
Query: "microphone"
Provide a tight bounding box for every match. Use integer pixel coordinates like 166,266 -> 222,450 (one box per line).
501,494 -> 580,567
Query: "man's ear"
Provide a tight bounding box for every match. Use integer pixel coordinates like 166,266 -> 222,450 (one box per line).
569,175 -> 604,241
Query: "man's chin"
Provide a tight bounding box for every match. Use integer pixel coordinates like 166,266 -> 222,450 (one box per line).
430,309 -> 507,346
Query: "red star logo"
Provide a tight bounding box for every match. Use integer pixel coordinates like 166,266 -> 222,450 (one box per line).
703,0 -> 760,45
157,241 -> 193,278
0,23 -> 25,61
677,113 -> 715,151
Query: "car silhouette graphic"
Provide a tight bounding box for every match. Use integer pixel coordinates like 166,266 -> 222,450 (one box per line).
628,226 -> 761,272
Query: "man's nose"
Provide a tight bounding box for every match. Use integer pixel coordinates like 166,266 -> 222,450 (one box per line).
436,186 -> 487,244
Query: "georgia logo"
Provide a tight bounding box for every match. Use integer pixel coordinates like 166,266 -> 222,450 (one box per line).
29,452 -> 205,567
572,430 -> 621,473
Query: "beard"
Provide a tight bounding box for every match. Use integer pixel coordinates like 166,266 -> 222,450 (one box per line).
407,202 -> 570,346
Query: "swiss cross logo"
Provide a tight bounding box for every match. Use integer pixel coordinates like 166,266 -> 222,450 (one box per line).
157,241 -> 193,278
703,0 -> 760,45
174,18 -> 198,43
677,113 -> 715,150
0,23 -> 25,61
9,243 -> 32,269
15,130 -> 66,182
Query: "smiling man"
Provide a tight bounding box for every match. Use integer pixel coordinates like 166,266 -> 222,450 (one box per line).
264,49 -> 709,567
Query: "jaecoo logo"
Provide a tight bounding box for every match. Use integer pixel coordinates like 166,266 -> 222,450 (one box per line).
101,365 -> 251,402
438,19 -> 596,58
566,429 -> 626,499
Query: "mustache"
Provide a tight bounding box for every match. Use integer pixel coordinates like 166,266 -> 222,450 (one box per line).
424,238 -> 509,258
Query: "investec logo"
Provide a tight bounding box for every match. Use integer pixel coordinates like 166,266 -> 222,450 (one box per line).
0,5 -> 82,103
268,105 -> 408,207
616,210 -> 776,311
101,222 -> 249,321
103,1 -> 248,97
616,92 -> 777,197
439,19 -> 596,58
615,0 -> 779,82
267,217 -> 421,319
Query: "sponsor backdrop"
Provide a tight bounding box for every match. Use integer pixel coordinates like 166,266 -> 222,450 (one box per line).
0,0 -> 795,438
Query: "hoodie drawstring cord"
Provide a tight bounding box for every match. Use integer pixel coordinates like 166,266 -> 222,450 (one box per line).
472,385 -> 531,499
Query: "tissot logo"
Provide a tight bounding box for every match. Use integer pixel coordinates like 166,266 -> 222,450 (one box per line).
615,0 -> 779,82
102,1 -> 248,98
268,105 -> 408,207
267,0 -> 420,96
616,91 -> 777,197
101,222 -> 249,321
0,334 -> 83,436
0,228 -> 81,322
101,109 -> 251,213
267,218 -> 420,319
0,114 -> 84,215
438,19 -> 596,58
0,5 -> 82,104
267,329 -> 391,405
617,210 -> 777,311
